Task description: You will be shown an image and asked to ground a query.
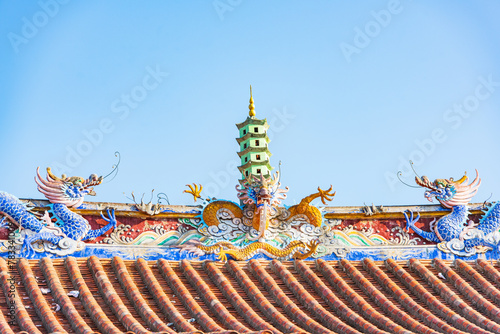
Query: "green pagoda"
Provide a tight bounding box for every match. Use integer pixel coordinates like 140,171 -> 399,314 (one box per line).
235,86 -> 273,180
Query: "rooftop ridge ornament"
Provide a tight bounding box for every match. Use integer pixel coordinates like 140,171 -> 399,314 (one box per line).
404,169 -> 500,256
249,85 -> 255,117
177,88 -> 337,261
0,166 -> 117,256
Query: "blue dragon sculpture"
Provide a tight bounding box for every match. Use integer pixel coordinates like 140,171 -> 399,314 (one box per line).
405,170 -> 500,256
0,167 -> 117,256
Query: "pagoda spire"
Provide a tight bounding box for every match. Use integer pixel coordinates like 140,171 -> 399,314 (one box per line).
236,87 -> 273,181
249,85 -> 256,117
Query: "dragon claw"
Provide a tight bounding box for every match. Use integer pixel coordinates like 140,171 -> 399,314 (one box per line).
21,239 -> 35,257
184,183 -> 203,202
100,208 -> 117,227
404,210 -> 420,233
217,249 -> 229,262
308,239 -> 320,248
317,185 -> 336,205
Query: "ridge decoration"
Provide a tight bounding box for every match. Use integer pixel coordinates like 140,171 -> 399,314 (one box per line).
178,173 -> 336,261
0,167 -> 117,256
405,169 -> 500,256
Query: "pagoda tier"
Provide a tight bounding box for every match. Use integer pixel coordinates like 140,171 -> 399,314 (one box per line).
237,146 -> 272,158
237,159 -> 272,174
235,116 -> 268,130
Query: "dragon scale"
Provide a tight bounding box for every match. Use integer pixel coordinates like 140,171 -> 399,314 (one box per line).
0,191 -> 43,232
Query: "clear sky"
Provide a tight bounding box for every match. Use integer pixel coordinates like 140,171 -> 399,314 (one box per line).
0,1 -> 499,207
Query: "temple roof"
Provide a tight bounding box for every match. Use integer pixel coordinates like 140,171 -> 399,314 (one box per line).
2,257 -> 500,334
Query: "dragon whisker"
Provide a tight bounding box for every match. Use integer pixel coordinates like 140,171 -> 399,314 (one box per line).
409,160 -> 421,178
483,193 -> 493,208
397,171 -> 421,188
102,151 -> 121,181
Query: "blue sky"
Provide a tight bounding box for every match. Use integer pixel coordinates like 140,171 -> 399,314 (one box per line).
0,1 -> 499,207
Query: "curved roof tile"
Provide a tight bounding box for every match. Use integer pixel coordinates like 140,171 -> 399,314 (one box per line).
3,258 -> 500,334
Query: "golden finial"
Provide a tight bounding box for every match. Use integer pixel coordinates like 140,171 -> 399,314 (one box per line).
249,85 -> 255,117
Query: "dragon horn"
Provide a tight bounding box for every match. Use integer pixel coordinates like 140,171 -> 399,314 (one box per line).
46,167 -> 62,181
453,173 -> 468,185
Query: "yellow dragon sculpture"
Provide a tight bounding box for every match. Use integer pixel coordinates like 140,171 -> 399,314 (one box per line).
181,173 -> 335,261
287,185 -> 336,226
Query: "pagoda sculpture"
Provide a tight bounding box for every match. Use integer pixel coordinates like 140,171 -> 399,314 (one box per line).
236,86 -> 273,180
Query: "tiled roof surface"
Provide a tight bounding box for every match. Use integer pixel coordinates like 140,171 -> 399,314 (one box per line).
1,257 -> 500,334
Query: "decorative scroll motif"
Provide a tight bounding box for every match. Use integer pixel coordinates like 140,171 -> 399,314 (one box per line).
0,167 -> 117,256
100,219 -> 200,246
315,219 -> 351,258
405,170 -> 500,256
312,219 -> 420,258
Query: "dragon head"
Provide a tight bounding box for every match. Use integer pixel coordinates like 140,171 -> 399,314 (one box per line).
415,170 -> 481,208
35,167 -> 103,207
236,172 -> 289,206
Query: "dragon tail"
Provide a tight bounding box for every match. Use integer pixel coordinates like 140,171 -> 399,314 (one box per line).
0,191 -> 43,232
462,202 -> 500,250
478,202 -> 500,234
